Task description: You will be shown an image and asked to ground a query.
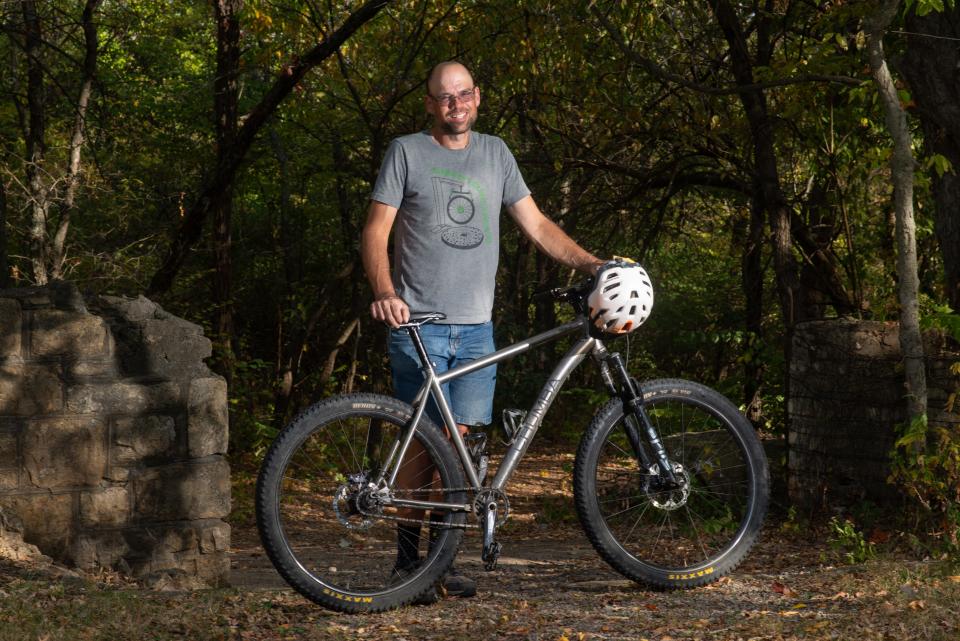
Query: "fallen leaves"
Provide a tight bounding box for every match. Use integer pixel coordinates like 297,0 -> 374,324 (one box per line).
772,580 -> 798,598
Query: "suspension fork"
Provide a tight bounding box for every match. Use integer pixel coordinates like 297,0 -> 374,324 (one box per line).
600,351 -> 678,485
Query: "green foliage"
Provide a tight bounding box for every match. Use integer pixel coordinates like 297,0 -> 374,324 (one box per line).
906,0 -> 957,17
890,411 -> 960,557
1,0 -> 955,471
828,516 -> 877,564
920,300 -> 960,342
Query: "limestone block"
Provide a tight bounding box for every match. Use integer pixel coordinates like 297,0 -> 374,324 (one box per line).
195,553 -> 230,586
125,524 -> 200,570
112,415 -> 176,465
66,381 -> 179,415
31,310 -> 109,358
0,299 -> 22,357
138,318 -> 213,378
80,486 -> 130,528
0,363 -> 63,415
68,360 -> 118,379
22,417 -> 107,489
187,377 -> 228,458
0,470 -> 17,490
98,295 -> 161,322
0,429 -> 17,464
0,493 -> 73,558
198,520 -> 230,554
72,531 -> 129,570
133,458 -> 231,522
120,521 -> 229,586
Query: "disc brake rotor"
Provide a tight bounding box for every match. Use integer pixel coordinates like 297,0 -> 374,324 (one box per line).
646,462 -> 691,510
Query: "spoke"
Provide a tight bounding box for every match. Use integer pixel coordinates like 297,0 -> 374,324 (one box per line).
613,499 -> 651,548
326,419 -> 352,472
597,492 -> 651,506
605,434 -> 633,459
683,503 -> 711,561
646,505 -> 674,561
340,417 -> 362,474
602,496 -> 651,521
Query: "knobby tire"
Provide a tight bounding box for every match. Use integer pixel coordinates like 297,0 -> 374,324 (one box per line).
574,379 -> 769,588
255,393 -> 466,613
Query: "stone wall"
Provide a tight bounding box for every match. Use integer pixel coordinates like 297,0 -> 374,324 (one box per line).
0,282 -> 230,585
789,319 -> 959,508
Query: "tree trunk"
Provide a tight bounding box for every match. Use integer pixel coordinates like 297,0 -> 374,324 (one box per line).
50,0 -> 100,279
211,0 -> 242,386
22,0 -> 48,285
0,178 -> 8,288
146,0 -> 390,296
711,0 -> 803,330
865,1 -> 927,421
741,196 -> 765,424
900,6 -> 960,311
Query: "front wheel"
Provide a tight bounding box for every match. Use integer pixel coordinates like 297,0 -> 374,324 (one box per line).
256,393 -> 467,612
574,379 -> 769,589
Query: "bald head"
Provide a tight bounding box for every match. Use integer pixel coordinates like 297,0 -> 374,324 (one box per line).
426,61 -> 474,96
424,61 -> 480,140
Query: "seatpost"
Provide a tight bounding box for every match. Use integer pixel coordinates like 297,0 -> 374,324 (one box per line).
406,325 -> 433,372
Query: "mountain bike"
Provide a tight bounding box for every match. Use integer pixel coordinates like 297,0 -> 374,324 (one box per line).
255,280 -> 769,613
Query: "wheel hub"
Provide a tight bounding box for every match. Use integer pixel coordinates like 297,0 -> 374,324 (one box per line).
332,472 -> 381,530
646,462 -> 691,510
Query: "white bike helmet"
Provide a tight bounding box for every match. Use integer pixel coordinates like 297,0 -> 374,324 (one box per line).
587,258 -> 654,335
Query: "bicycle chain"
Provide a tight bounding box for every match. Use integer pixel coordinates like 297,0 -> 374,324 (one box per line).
341,487 -> 500,530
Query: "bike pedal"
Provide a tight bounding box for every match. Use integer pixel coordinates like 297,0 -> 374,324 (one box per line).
482,541 -> 502,571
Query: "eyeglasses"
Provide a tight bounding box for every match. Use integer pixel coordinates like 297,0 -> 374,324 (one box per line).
428,88 -> 477,105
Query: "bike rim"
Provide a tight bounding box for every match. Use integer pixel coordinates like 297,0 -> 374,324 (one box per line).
593,397 -> 758,572
272,412 -> 455,596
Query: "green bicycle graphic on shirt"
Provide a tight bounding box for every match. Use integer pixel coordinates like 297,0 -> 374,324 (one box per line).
431,176 -> 484,249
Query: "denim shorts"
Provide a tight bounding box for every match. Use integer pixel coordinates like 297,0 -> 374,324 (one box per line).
389,322 -> 496,427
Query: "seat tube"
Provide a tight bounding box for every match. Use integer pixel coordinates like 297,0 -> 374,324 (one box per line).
384,326 -> 439,488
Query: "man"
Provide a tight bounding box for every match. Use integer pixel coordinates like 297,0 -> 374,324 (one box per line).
361,61 -> 603,600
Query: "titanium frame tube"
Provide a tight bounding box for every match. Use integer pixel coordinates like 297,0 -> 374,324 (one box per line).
385,317 -> 594,506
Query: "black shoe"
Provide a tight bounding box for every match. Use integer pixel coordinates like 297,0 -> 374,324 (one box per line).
440,566 -> 476,598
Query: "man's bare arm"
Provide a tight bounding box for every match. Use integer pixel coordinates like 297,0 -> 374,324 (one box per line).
360,200 -> 409,327
507,195 -> 605,275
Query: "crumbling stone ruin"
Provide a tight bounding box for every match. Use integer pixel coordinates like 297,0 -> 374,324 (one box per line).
0,282 -> 230,585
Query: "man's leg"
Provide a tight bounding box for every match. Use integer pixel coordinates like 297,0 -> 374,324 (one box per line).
387,323 -> 494,599
435,322 -> 496,598
388,326 -> 450,575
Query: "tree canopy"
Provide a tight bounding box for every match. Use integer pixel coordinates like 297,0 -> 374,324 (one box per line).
1,1 -> 956,466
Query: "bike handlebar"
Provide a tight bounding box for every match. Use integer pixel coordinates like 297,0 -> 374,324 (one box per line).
533,277 -> 594,305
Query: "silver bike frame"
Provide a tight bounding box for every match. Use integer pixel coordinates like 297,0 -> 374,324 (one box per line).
383,316 -> 609,513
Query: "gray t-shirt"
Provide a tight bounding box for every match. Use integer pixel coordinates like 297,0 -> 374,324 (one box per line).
371,131 -> 530,323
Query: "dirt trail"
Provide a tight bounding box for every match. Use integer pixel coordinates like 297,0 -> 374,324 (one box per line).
226,451 -> 958,640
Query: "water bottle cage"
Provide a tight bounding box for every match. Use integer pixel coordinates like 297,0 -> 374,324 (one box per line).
501,408 -> 525,445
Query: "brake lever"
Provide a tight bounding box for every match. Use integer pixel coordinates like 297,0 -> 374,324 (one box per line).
532,287 -> 566,302
532,278 -> 594,303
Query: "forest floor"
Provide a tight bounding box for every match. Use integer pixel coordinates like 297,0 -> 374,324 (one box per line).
1,450 -> 958,641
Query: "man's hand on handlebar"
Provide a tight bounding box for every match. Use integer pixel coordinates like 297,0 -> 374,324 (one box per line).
371,294 -> 410,328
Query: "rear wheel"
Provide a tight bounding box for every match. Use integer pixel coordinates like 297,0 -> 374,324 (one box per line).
256,393 -> 466,612
574,379 -> 768,588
